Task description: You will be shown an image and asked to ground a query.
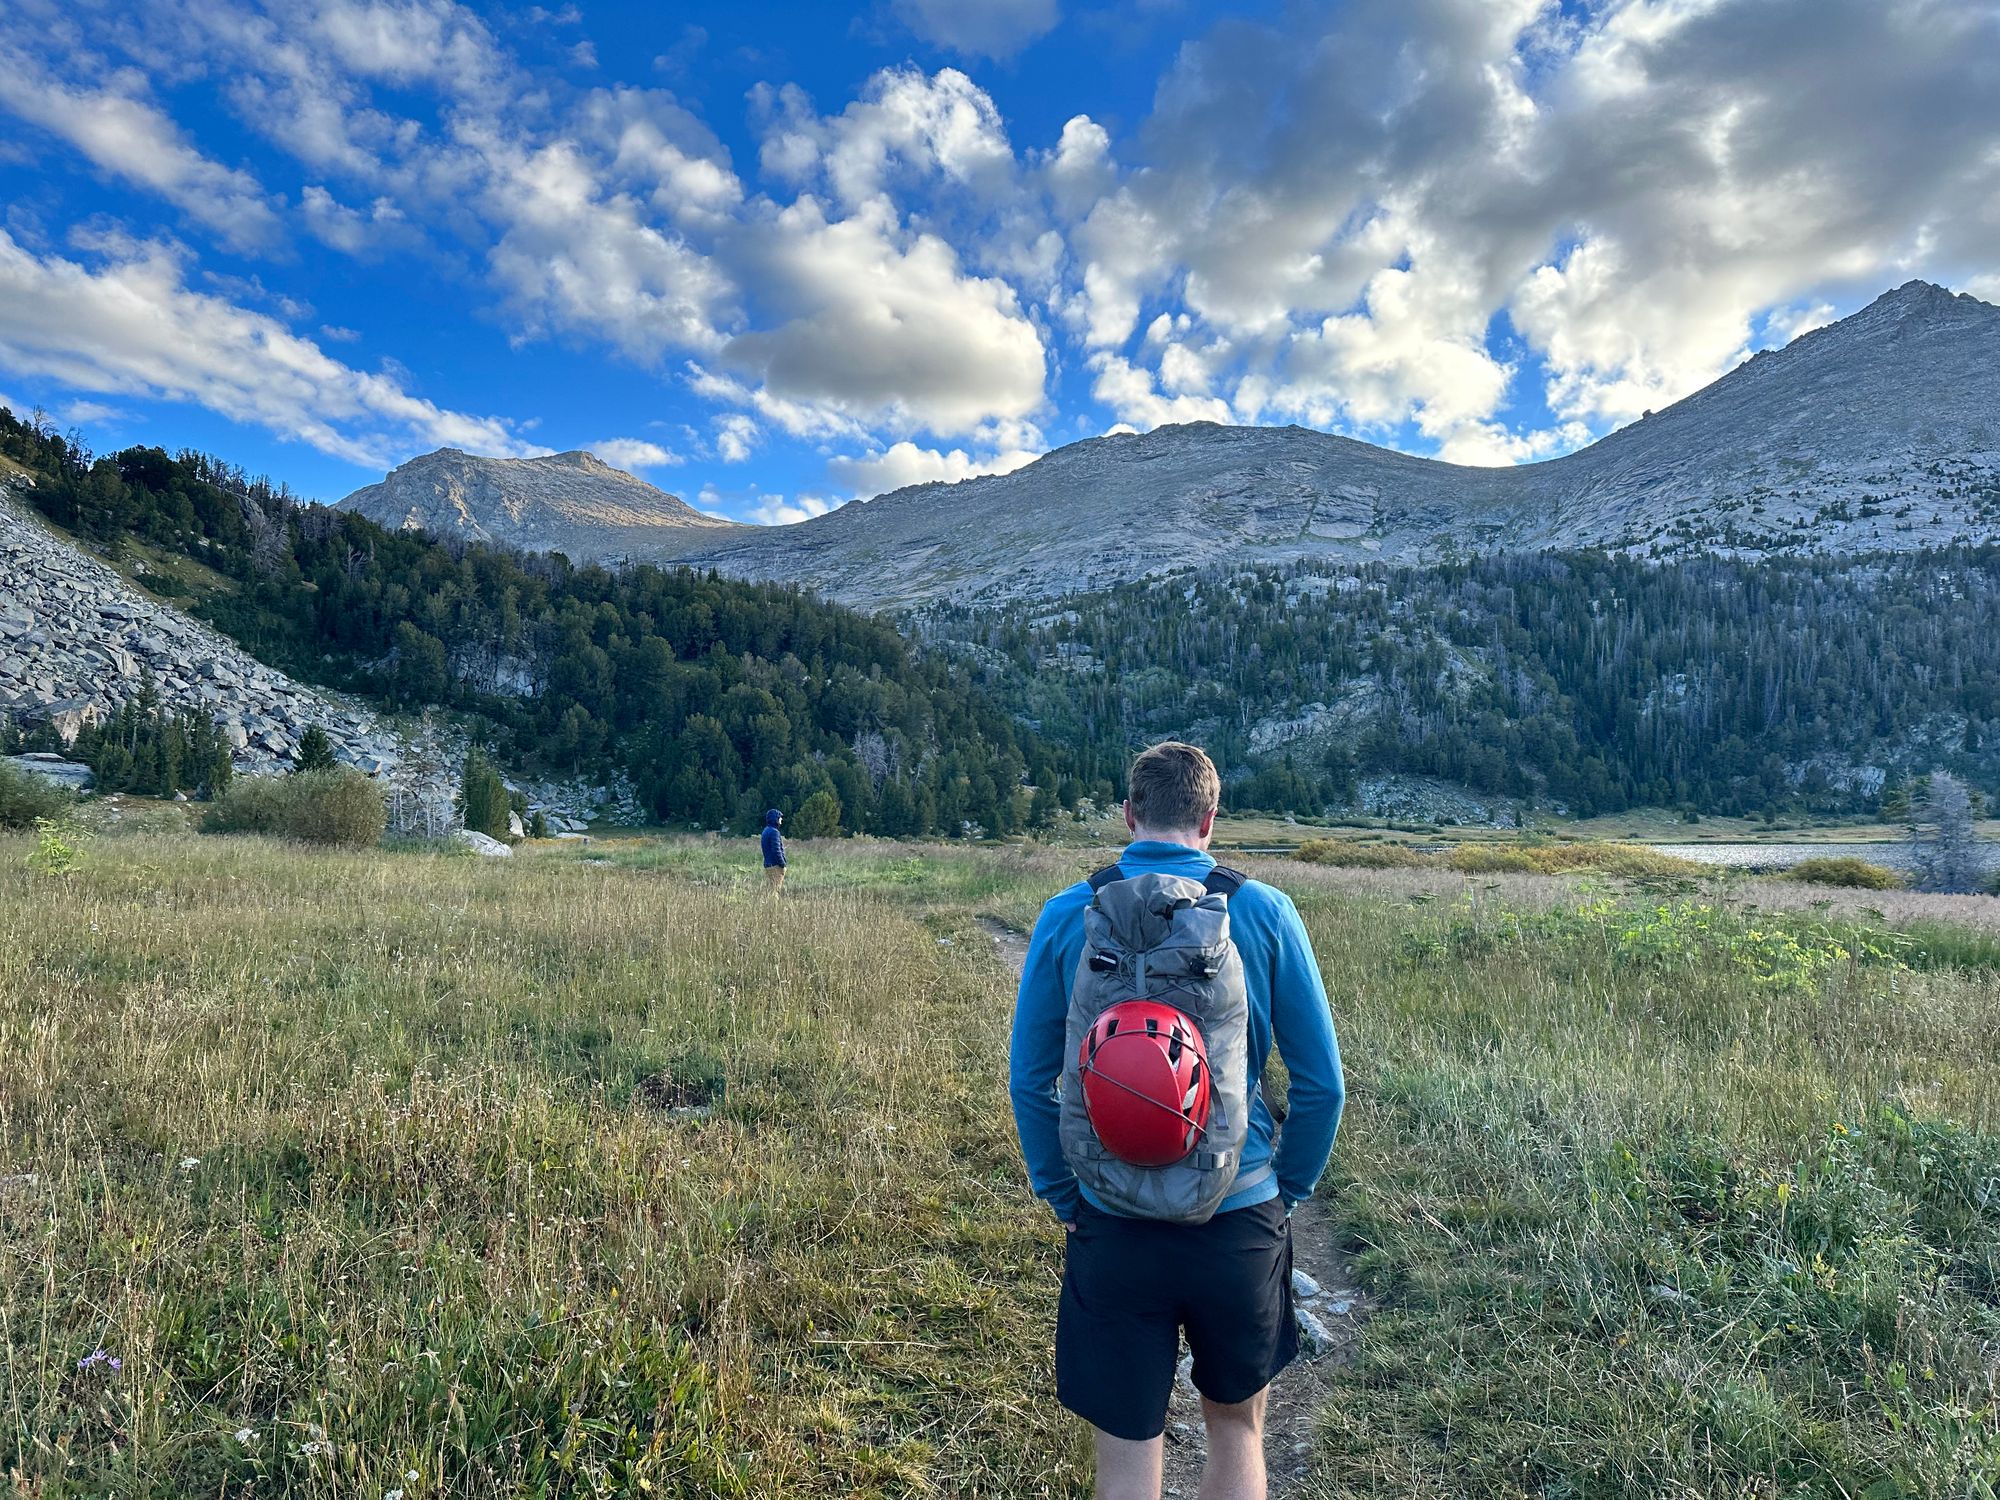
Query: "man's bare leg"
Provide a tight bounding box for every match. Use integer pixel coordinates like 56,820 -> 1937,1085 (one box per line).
1198,1389 -> 1268,1500
1093,1428 -> 1164,1500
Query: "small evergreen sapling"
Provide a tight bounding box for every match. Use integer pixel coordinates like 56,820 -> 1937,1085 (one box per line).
461,747 -> 511,839
293,725 -> 338,774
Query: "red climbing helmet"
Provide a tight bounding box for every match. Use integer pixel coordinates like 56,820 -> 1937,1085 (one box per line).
1077,1000 -> 1212,1167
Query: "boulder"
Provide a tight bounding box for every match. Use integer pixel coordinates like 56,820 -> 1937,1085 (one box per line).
452,829 -> 513,857
508,810 -> 526,838
4,754 -> 93,791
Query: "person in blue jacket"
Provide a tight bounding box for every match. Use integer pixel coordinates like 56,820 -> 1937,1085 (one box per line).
760,808 -> 787,894
1010,741 -> 1344,1500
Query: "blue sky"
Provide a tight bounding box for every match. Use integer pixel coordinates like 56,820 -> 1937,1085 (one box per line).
1,0 -> 1996,521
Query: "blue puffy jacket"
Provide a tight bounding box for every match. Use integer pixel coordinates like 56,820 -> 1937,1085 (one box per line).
760,810 -> 786,868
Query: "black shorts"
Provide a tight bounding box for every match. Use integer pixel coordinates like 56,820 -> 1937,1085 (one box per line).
1055,1196 -> 1296,1441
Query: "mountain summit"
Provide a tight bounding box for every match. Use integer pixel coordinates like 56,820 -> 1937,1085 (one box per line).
336,448 -> 741,563
666,281 -> 2000,609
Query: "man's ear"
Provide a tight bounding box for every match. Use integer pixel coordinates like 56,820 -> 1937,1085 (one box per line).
1123,800 -> 1138,833
1198,807 -> 1218,839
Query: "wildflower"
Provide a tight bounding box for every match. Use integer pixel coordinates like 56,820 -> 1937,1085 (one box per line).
386,1491 -> 404,1500
76,1348 -> 121,1372
299,1439 -> 330,1457
235,1428 -> 256,1443
180,1157 -> 201,1170
406,1470 -> 420,1482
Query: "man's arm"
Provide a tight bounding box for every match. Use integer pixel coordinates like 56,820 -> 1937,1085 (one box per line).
1267,890 -> 1345,1207
1007,894 -> 1082,1223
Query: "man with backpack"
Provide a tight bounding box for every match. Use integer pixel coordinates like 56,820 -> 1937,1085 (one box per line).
760,808 -> 787,894
1009,742 -> 1345,1500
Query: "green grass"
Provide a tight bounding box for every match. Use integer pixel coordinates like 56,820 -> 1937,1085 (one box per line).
2,832 -> 1997,1497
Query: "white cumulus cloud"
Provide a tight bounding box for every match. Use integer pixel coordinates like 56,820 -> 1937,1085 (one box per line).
890,0 -> 1060,59
719,197 -> 1047,440
0,51 -> 281,252
827,439 -> 1041,498
748,492 -> 841,526
590,438 -> 681,471
0,230 -> 534,469
714,413 -> 758,462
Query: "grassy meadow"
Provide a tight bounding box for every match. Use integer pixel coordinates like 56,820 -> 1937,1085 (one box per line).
2,830 -> 1997,1498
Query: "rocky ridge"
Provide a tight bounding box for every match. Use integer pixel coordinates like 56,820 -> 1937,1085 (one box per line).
663,281 -> 2000,609
336,447 -> 741,565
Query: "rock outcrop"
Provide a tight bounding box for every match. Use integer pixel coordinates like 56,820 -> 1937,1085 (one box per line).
0,483 -> 413,774
4,752 -> 93,790
0,481 -> 641,833
336,448 -> 741,565
0,479 -> 487,835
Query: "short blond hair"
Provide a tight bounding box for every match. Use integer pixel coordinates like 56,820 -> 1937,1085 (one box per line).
1127,741 -> 1221,832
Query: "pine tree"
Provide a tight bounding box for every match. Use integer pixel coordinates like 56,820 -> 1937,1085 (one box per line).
461,747 -> 511,839
791,789 -> 842,839
294,725 -> 338,774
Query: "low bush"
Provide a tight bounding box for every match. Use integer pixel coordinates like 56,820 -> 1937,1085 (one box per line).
1296,839 -> 1432,869
0,760 -> 74,829
203,768 -> 387,847
1444,840 -> 1709,879
1786,855 -> 1903,890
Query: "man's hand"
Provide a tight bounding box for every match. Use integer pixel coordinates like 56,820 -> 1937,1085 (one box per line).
1061,1220 -> 1077,1233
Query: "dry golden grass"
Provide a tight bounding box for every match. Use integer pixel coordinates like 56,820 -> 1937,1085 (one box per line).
4,830 -> 1998,1497
0,834 -> 1079,1497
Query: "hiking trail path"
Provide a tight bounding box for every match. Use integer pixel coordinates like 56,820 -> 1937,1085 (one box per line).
976,917 -> 1370,1498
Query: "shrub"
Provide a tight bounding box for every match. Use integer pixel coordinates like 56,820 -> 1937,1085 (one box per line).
1786,855 -> 1903,890
1295,839 -> 1431,868
204,769 -> 387,847
1443,840 -> 1709,879
461,747 -> 511,839
791,789 -> 843,839
0,760 -> 74,829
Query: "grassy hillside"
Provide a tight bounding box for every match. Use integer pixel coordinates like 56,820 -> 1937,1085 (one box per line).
2,833 -> 1996,1496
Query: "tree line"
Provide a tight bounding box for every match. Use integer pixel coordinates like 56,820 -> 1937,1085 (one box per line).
1,408 -> 1073,836
917,550 -> 2000,819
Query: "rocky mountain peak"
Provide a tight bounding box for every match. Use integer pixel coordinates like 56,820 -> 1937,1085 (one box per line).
663,279 -> 2000,610
337,445 -> 740,563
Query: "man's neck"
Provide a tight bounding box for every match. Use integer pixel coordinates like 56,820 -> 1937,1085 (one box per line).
1129,829 -> 1208,852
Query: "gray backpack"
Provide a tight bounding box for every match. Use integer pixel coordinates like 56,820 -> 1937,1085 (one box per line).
1058,864 -> 1269,1224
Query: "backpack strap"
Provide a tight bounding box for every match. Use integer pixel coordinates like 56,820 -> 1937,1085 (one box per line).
1203,865 -> 1247,898
1093,864 -> 1245,896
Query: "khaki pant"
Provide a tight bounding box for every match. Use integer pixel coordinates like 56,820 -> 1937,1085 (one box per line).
765,866 -> 786,895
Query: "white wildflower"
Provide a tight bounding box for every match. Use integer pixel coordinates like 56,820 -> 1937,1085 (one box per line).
179,1158 -> 200,1170
234,1427 -> 255,1443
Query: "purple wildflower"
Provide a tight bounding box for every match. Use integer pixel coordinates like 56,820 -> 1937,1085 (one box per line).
76,1348 -> 121,1373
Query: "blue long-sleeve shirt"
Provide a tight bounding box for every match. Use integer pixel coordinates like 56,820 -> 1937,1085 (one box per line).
760,824 -> 786,867
1008,840 -> 1345,1222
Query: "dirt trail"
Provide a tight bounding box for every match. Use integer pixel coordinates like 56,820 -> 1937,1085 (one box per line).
976,917 -> 1369,1498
